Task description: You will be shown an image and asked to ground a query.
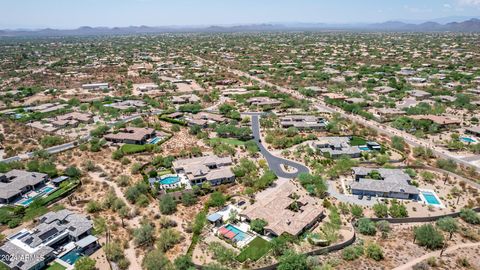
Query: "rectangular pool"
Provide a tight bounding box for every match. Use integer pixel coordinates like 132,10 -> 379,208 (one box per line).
223,224 -> 247,242
60,249 -> 82,265
421,191 -> 441,205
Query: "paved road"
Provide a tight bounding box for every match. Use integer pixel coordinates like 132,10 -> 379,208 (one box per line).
196,55 -> 480,173
250,113 -> 309,178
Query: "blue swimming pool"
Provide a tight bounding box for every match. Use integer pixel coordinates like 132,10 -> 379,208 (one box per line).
225,224 -> 247,241
460,137 -> 477,143
19,197 -> 34,206
359,146 -> 370,151
422,191 -> 441,205
40,186 -> 55,193
149,137 -> 162,144
60,249 -> 82,265
160,175 -> 180,185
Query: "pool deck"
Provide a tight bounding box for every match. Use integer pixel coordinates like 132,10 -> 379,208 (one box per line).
14,184 -> 57,207
151,174 -> 191,190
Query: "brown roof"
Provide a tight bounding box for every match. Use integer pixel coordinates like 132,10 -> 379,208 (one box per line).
241,180 -> 323,236
409,115 -> 461,125
56,112 -> 93,122
104,127 -> 155,142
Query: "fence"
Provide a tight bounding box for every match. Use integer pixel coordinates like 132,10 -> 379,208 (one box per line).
370,207 -> 480,224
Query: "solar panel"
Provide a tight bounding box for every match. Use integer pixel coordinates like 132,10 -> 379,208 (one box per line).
39,228 -> 58,241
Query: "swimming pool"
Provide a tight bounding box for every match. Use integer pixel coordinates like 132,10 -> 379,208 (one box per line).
60,249 -> 82,265
224,224 -> 247,241
460,137 -> 477,144
16,186 -> 57,206
149,137 -> 162,144
359,146 -> 370,151
421,191 -> 441,206
159,175 -> 180,185
40,186 -> 56,193
19,197 -> 34,206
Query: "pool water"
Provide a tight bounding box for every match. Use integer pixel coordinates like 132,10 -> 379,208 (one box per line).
19,197 -> 34,206
17,186 -> 57,206
460,137 -> 477,143
225,224 -> 246,241
40,186 -> 55,193
359,146 -> 370,151
422,191 -> 441,205
60,249 -> 82,265
159,176 -> 180,185
149,137 -> 162,144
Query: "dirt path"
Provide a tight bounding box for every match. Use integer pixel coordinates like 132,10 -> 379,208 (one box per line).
392,242 -> 480,270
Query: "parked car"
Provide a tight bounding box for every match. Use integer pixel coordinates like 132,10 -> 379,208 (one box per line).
358,194 -> 363,200
367,195 -> 372,201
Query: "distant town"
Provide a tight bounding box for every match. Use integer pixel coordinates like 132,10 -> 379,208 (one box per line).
0,22 -> 480,270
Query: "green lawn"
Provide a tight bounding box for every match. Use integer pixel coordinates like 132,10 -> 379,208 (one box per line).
121,144 -> 147,154
236,236 -> 271,262
46,262 -> 66,270
157,169 -> 173,176
209,138 -> 246,146
350,136 -> 367,146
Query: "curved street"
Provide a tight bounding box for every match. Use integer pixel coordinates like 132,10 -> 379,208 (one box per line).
250,113 -> 309,178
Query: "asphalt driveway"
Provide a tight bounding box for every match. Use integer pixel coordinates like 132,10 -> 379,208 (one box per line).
250,113 -> 309,179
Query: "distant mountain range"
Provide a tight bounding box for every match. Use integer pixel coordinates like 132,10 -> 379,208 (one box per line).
1,18 -> 480,37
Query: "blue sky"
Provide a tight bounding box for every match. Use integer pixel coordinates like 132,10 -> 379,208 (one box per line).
1,0 -> 480,29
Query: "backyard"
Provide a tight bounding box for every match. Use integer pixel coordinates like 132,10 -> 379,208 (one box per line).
236,236 -> 271,262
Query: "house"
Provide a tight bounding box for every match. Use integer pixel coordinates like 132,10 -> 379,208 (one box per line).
172,155 -> 235,186
171,94 -> 201,104
105,100 -> 147,110
322,93 -> 347,100
24,103 -> 68,114
311,137 -> 362,158
51,112 -> 94,128
350,167 -> 419,200
409,115 -> 461,128
280,115 -> 328,130
370,108 -> 405,122
407,90 -> 431,100
137,83 -> 159,92
304,86 -> 328,95
344,97 -> 367,104
466,126 -> 480,137
0,210 -> 98,270
82,83 -> 109,90
246,97 -> 282,108
186,112 -> 227,127
221,88 -> 249,97
407,77 -> 428,84
240,180 -> 324,237
0,170 -> 49,204
373,86 -> 396,94
104,127 -> 156,145
433,95 -> 457,103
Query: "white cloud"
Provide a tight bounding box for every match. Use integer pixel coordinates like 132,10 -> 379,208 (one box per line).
443,3 -> 452,8
457,0 -> 480,6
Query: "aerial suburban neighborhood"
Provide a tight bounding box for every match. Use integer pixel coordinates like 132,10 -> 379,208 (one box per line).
0,1 -> 480,270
